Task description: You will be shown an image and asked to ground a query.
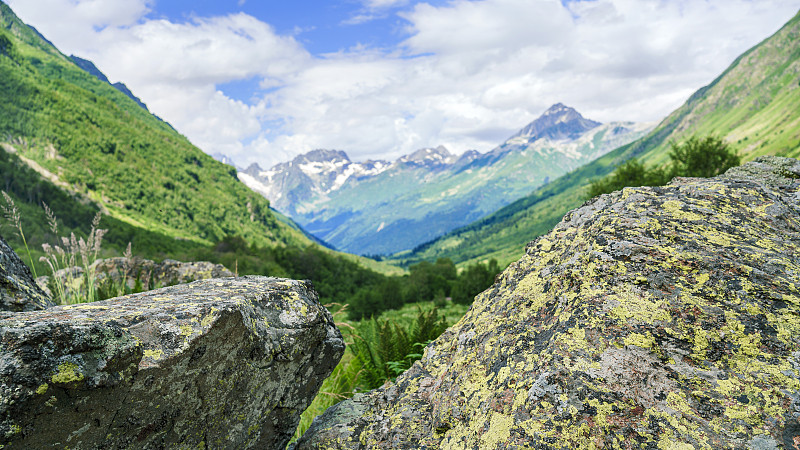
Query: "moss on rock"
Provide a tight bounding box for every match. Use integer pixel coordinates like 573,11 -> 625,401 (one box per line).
295,156 -> 800,449
0,276 -> 344,449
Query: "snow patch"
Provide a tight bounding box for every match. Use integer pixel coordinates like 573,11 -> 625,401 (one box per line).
238,172 -> 280,202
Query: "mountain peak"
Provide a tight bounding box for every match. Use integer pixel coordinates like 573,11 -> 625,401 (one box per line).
296,149 -> 351,164
243,162 -> 264,174
513,103 -> 601,141
399,145 -> 453,165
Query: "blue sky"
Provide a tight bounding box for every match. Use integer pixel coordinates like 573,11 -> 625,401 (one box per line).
147,0 -> 432,56
146,0 -> 448,105
6,0 -> 800,168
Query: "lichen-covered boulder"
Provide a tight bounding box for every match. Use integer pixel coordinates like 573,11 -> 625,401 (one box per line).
37,257 -> 234,299
0,276 -> 344,449
295,156 -> 800,449
0,234 -> 54,312
91,257 -> 234,287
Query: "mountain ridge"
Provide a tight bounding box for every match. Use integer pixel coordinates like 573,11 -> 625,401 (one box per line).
241,104 -> 652,255
69,55 -> 150,112
0,0 -> 313,252
398,8 -> 800,268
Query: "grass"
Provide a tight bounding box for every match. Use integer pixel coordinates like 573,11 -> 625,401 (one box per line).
2,191 -> 110,304
1,190 -> 36,278
290,300 -> 470,443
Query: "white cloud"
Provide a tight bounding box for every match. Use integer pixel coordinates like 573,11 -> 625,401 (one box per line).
6,0 -> 151,50
6,0 -> 800,168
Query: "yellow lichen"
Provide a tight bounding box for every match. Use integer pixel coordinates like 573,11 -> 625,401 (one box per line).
51,362 -> 84,385
480,413 -> 514,448
144,349 -> 163,360
624,332 -> 655,350
662,200 -> 704,222
666,392 -> 690,414
609,290 -> 669,324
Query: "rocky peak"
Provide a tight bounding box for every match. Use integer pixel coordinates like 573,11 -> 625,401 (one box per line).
242,162 -> 264,176
512,103 -> 601,142
296,149 -> 351,165
456,149 -> 481,164
398,145 -> 454,166
69,55 -> 150,112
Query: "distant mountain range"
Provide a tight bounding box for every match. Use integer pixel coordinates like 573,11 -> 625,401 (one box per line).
399,8 -> 800,269
241,103 -> 652,255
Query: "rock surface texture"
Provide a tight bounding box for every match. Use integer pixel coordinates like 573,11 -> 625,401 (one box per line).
0,234 -> 54,312
296,156 -> 800,449
0,276 -> 344,449
36,257 -> 235,299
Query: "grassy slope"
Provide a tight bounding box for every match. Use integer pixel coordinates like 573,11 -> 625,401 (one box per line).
394,9 -> 800,269
0,2 -> 308,250
0,2 -> 406,279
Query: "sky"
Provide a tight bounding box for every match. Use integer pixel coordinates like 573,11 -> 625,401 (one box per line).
5,0 -> 800,169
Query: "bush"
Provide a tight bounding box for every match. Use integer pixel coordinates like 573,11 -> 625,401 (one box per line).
587,159 -> 668,199
667,135 -> 740,179
451,259 -> 500,304
588,135 -> 739,198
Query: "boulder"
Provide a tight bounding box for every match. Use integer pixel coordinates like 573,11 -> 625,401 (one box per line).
91,257 -> 234,288
37,257 -> 235,300
0,234 -> 54,312
295,156 -> 800,449
0,276 -> 345,449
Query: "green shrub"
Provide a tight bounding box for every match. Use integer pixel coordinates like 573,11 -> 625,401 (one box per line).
451,259 -> 500,304
587,135 -> 739,198
667,135 -> 740,179
587,159 -> 668,199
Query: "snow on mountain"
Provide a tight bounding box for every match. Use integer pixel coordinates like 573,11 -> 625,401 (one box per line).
238,104 -> 653,255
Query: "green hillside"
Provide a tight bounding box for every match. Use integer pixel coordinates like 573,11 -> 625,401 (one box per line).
0,1 -> 308,250
395,9 -> 800,269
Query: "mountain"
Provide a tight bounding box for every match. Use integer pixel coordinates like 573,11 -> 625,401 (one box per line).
398,8 -> 800,269
239,149 -> 391,216
510,102 -> 601,141
0,1 -> 311,253
211,152 -> 237,167
69,55 -> 150,112
242,105 -> 651,255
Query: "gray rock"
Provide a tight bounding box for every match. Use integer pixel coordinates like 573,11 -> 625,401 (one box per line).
0,234 -> 54,312
0,276 -> 344,449
90,257 -> 234,288
295,156 -> 800,448
37,257 -> 235,303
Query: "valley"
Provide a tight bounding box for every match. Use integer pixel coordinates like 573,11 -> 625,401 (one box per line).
396,9 -> 800,269
2,1 -> 800,448
241,103 -> 652,255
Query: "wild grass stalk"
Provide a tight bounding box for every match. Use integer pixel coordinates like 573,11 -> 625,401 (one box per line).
1,191 -> 37,278
80,212 -> 106,303
38,206 -> 107,304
